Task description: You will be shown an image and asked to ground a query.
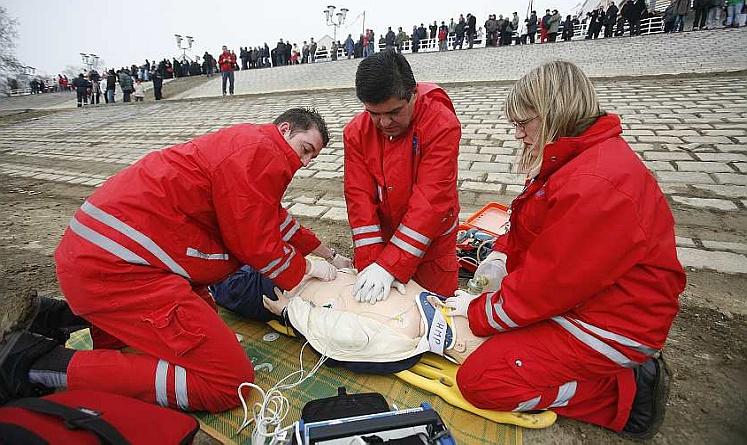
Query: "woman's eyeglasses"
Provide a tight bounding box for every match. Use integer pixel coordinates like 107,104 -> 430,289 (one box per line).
510,116 -> 538,130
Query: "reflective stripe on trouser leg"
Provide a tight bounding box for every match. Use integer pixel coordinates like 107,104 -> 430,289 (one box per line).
550,380 -> 577,408
175,365 -> 189,410
155,359 -> 169,407
514,395 -> 541,411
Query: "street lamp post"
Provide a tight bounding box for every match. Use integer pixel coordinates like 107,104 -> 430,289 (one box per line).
323,5 -> 349,43
174,34 -> 194,64
79,53 -> 99,72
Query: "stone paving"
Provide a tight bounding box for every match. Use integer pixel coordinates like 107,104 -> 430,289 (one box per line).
0,70 -> 745,274
174,27 -> 747,99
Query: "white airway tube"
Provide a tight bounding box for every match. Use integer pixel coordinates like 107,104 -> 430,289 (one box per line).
236,341 -> 328,445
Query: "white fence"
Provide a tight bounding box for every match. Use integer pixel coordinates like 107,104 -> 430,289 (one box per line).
314,16 -> 665,61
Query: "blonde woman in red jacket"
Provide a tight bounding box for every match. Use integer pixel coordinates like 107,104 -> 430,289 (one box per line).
446,61 -> 685,440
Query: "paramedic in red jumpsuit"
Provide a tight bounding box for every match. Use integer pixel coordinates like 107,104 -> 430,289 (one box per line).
445,61 -> 686,440
48,108 -> 342,413
344,50 -> 461,304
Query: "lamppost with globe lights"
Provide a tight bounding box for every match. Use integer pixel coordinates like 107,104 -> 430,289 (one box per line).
174,34 -> 194,64
80,53 -> 99,73
21,66 -> 36,94
324,5 -> 348,43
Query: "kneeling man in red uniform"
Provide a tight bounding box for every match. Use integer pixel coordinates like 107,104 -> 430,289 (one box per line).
0,108 -> 348,413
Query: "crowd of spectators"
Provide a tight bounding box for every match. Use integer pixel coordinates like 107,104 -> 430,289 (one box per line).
14,0 -> 745,102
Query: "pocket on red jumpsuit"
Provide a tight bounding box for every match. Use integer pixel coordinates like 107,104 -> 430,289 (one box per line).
143,304 -> 206,357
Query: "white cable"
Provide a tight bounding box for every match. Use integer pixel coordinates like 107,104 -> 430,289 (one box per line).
236,341 -> 329,444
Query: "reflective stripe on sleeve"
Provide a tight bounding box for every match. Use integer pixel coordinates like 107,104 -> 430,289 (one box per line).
391,235 -> 425,258
69,218 -> 150,266
279,213 -> 293,232
282,220 -> 301,242
352,225 -> 381,236
354,236 -> 384,248
175,365 -> 189,411
549,381 -> 577,408
155,359 -> 169,407
267,248 -> 297,280
258,256 -> 283,274
443,219 -> 459,236
397,224 -> 431,245
493,296 -> 519,328
185,248 -> 229,261
81,201 -> 190,279
484,292 -> 505,332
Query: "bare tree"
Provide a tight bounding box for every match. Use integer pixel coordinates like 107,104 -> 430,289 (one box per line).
0,6 -> 23,94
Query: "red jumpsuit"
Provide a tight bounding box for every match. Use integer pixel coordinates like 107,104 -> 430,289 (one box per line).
456,114 -> 685,431
344,83 -> 461,296
55,124 -> 321,412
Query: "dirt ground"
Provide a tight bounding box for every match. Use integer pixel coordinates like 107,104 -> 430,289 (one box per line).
0,173 -> 745,444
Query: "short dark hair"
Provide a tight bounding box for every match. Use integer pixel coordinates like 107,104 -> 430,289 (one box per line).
273,107 -> 330,146
355,50 -> 416,104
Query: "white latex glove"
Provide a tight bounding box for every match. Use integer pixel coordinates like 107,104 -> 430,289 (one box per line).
353,262 -> 403,304
444,290 -> 481,318
329,253 -> 353,270
306,258 -> 337,281
475,251 -> 508,292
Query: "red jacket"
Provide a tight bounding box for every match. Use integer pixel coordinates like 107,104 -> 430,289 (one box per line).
467,114 -> 685,367
344,83 -> 461,290
218,51 -> 236,72
58,124 -> 320,290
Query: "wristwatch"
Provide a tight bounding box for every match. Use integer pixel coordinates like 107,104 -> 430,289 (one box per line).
326,248 -> 338,263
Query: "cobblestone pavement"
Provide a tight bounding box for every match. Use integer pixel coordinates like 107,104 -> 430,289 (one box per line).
175,28 -> 747,99
0,72 -> 745,274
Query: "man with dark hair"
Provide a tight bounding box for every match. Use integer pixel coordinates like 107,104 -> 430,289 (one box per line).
218,45 -> 236,96
0,108 -> 343,412
344,50 -> 461,305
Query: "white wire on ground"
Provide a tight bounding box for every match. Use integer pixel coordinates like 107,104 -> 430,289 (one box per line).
236,341 -> 328,445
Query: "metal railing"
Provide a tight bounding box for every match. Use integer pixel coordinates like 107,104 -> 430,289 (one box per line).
313,15 -> 665,61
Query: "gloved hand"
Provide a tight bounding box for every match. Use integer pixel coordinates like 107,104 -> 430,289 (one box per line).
306,258 -> 337,281
353,262 -> 404,304
444,290 -> 481,318
475,251 -> 508,292
329,253 -> 353,270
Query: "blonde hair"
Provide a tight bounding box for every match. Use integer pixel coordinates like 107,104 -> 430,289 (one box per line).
504,61 -> 603,176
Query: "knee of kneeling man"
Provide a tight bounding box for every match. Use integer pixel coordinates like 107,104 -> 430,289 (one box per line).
202,375 -> 255,413
456,361 -> 484,399
201,362 -> 256,413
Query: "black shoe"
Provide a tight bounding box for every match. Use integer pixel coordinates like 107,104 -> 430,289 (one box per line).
621,354 -> 671,440
28,291 -> 88,346
0,331 -> 58,404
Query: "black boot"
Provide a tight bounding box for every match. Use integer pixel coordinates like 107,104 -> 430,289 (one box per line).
28,292 -> 89,345
621,354 -> 671,440
0,331 -> 59,404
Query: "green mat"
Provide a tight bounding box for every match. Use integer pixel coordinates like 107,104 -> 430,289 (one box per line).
67,309 -> 521,444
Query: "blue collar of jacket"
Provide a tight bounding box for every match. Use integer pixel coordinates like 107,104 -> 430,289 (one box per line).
536,113 -> 622,180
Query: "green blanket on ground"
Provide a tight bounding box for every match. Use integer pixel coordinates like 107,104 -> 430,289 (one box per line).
67,308 -> 521,444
